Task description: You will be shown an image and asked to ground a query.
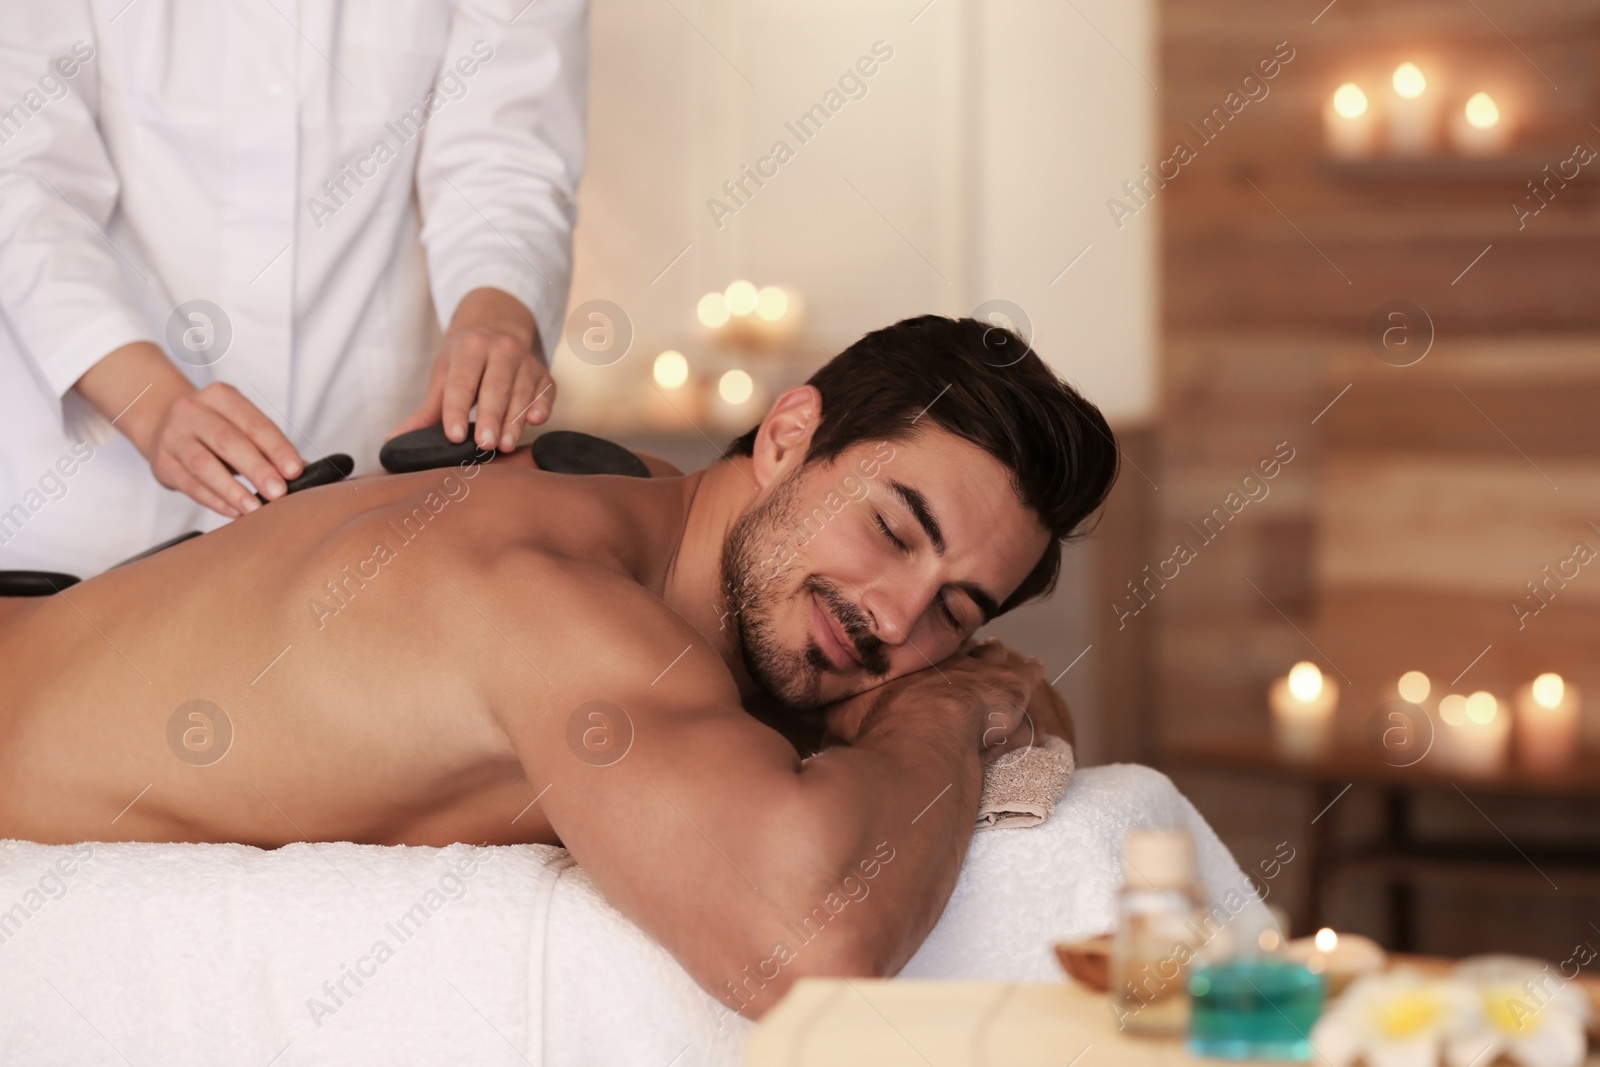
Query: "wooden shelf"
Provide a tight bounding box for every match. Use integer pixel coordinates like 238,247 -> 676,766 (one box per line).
1165,735 -> 1600,799
1318,153 -> 1559,184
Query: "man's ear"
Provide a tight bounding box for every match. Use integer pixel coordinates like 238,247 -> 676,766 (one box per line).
750,386 -> 821,488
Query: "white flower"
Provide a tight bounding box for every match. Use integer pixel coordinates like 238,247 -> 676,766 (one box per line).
1445,956 -> 1590,1067
1311,969 -> 1474,1067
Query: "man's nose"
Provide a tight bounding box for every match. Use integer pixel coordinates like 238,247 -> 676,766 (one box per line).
860,577 -> 937,646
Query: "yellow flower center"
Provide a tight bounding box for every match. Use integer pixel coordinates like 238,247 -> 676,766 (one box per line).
1484,986 -> 1542,1035
1373,990 -> 1443,1039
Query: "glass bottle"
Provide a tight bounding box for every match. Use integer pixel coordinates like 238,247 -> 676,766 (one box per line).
1108,827 -> 1204,1037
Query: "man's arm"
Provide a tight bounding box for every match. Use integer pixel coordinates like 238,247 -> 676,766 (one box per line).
485,563 -> 1035,1021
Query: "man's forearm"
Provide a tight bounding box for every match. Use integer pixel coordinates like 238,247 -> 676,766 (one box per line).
792,693 -> 985,976
694,698 -> 982,1022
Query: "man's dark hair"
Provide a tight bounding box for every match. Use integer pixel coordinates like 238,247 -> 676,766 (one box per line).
725,314 -> 1120,615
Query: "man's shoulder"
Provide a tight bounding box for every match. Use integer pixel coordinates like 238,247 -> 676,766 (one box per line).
478,543 -> 739,716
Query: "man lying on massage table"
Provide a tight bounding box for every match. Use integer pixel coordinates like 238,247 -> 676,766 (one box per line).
0,314 -> 1118,1020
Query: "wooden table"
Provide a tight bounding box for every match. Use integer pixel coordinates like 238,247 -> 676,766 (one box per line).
1165,737 -> 1600,949
748,978 -> 1225,1067
748,973 -> 1600,1066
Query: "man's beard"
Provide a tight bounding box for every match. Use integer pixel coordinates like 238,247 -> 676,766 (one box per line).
718,466 -> 889,715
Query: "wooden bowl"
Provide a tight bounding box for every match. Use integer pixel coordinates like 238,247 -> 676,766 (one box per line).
1053,935 -> 1113,992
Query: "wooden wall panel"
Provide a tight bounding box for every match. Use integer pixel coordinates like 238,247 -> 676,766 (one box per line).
1155,0 -> 1600,955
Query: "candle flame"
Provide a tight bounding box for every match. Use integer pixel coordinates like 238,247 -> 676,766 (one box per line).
1532,672 -> 1564,709
756,285 -> 789,321
724,279 -> 759,317
1333,83 -> 1368,119
1315,927 -> 1339,953
718,368 -> 754,405
1393,63 -> 1426,99
653,350 -> 688,389
1398,670 -> 1431,704
1465,690 -> 1498,725
697,292 -> 731,328
1464,92 -> 1500,130
1288,662 -> 1324,702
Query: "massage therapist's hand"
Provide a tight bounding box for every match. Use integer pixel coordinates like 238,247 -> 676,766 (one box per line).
823,639 -> 1044,762
74,340 -> 307,519
389,287 -> 556,454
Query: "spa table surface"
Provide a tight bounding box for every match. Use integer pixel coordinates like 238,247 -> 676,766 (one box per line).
748,972 -> 1600,1067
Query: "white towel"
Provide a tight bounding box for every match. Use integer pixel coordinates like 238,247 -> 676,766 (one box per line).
0,764 -> 1262,1066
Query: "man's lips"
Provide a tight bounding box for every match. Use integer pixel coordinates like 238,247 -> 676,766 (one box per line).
811,593 -> 862,670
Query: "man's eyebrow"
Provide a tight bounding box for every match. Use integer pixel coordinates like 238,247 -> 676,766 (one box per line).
888,479 -> 944,553
886,479 -> 1002,622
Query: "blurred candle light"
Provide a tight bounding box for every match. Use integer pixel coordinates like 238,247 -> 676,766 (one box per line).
718,368 -> 754,405
724,279 -> 759,317
1397,670 -> 1431,704
755,285 -> 789,322
1269,661 -> 1339,760
1323,82 -> 1376,158
697,292 -> 731,329
1388,62 -> 1438,155
1514,672 -> 1581,772
1449,90 -> 1511,156
1443,690 -> 1510,774
1465,91 -> 1499,127
1285,928 -> 1386,996
1393,62 -> 1426,97
653,350 -> 689,389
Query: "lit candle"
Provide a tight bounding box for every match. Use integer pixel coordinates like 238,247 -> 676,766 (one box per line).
1285,928 -> 1386,997
1440,690 -> 1509,774
1396,670 -> 1431,704
1514,673 -> 1581,772
709,366 -> 762,432
1387,62 -> 1438,156
1323,82 -> 1377,158
641,357 -> 707,431
1449,91 -> 1511,156
696,291 -> 731,329
724,279 -> 759,318
652,350 -> 689,390
1269,661 -> 1339,760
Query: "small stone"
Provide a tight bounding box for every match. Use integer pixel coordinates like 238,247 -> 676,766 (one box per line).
532,431 -> 651,478
284,453 -> 354,494
380,424 -> 492,473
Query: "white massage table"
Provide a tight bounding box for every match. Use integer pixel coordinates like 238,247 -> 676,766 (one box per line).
0,764 -> 1264,1066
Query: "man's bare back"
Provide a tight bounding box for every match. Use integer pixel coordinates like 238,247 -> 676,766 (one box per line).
0,447 -> 715,848
0,315 -> 1118,1017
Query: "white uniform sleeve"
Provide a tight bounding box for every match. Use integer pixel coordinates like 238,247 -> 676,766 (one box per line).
416,0 -> 588,366
0,2 -> 157,400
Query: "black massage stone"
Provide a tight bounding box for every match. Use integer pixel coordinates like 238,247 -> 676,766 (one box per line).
285,453 -> 354,493
112,530 -> 202,569
532,430 -> 651,478
379,423 -> 492,473
0,570 -> 81,596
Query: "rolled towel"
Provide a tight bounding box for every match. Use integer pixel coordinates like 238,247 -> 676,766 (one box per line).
975,734 -> 1075,831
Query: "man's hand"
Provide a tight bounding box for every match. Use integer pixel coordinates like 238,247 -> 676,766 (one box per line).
953,639 -> 1081,748
823,638 -> 1072,757
75,340 -> 305,518
823,639 -> 1043,761
389,287 -> 555,453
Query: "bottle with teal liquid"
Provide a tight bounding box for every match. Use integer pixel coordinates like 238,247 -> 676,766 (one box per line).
1187,909 -> 1325,1061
